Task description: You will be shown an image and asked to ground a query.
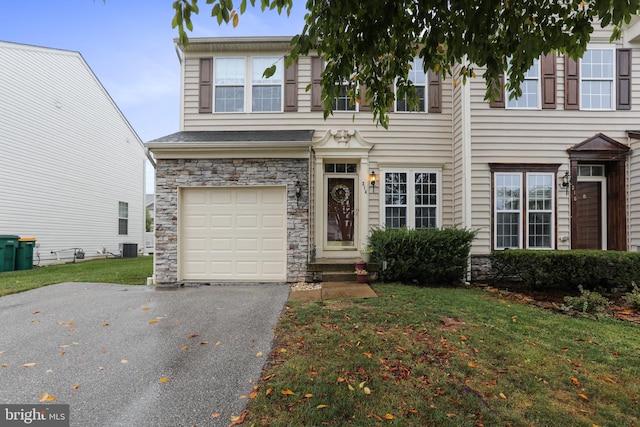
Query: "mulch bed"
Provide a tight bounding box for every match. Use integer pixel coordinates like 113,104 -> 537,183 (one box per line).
477,284 -> 640,325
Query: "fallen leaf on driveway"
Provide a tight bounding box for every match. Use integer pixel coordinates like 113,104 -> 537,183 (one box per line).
181,346 -> 188,351
141,306 -> 150,311
23,363 -> 37,368
256,352 -> 263,357
120,360 -> 128,364
39,393 -> 56,402
187,334 -> 199,339
102,323 -> 109,327
148,319 -> 158,324
71,384 -> 79,390
2,364 -> 8,368
159,377 -> 169,383
229,411 -> 247,426
199,341 -> 209,345
211,413 -> 220,418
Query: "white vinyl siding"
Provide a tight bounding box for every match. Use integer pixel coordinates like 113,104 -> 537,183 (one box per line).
581,48 -> 615,110
396,57 -> 426,112
0,42 -> 146,264
494,172 -> 554,249
383,170 -> 440,229
507,58 -> 540,109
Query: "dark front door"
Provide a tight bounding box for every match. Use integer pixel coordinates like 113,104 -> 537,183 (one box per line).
326,177 -> 355,247
574,181 -> 602,249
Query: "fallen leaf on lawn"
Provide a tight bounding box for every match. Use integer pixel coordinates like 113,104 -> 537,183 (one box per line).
358,381 -> 366,389
578,393 -> 589,400
256,352 -> 263,357
120,359 -> 128,364
249,391 -> 258,399
460,335 -> 468,341
347,384 -> 355,391
102,323 -> 109,327
211,413 -> 220,418
23,363 -> 37,368
279,348 -> 287,353
603,377 -> 616,384
571,377 -> 581,388
199,341 -> 209,345
281,389 -> 294,395
511,316 -> 517,323
447,413 -> 457,417
384,413 -> 394,420
363,352 -> 372,358
71,384 -> 79,390
317,404 -> 329,409
409,409 -> 418,414
229,411 -> 247,426
524,402 -> 532,407
304,393 -> 313,398
39,393 -> 56,402
499,393 -> 507,399
187,334 -> 199,339
265,388 -> 273,396
363,387 -> 371,394
468,362 -> 479,368
337,377 -> 345,383
148,319 -> 158,324
159,377 -> 169,383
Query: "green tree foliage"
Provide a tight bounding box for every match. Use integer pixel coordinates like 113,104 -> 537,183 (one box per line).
172,0 -> 639,127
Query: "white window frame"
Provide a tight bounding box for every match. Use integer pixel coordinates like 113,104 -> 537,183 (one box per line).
382,168 -> 441,229
214,57 -> 246,113
395,57 -> 427,113
493,172 -> 555,250
250,56 -> 284,113
506,58 -> 541,109
118,201 -> 129,236
580,47 -> 615,111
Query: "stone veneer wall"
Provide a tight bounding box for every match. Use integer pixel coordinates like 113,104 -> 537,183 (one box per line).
154,158 -> 309,285
470,254 -> 493,283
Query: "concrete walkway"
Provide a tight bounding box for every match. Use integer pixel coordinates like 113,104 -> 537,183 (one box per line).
0,282 -> 289,427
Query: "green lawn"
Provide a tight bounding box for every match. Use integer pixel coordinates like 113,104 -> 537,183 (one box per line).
0,256 -> 153,296
244,284 -> 640,427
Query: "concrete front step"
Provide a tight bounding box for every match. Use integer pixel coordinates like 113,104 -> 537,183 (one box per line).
308,258 -> 378,283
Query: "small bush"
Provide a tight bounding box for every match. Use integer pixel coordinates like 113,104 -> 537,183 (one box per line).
369,226 -> 476,286
491,250 -> 640,292
623,282 -> 640,309
564,286 -> 610,314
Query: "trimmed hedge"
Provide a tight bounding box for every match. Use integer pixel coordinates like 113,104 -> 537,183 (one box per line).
369,227 -> 476,286
491,249 -> 640,292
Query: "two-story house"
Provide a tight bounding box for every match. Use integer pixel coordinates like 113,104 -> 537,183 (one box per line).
147,19 -> 640,286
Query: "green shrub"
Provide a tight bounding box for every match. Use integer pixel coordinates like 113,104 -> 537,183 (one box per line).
369,226 -> 476,286
564,285 -> 610,314
623,282 -> 640,309
491,250 -> 640,292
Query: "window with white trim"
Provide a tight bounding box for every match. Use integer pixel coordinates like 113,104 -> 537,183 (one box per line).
332,84 -> 357,112
494,171 -> 555,249
214,57 -> 245,112
118,201 -> 129,235
396,57 -> 426,112
251,57 -> 283,112
507,58 -> 540,109
581,48 -> 615,110
383,170 -> 439,229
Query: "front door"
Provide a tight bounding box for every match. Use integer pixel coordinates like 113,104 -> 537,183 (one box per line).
326,176 -> 356,248
574,181 -> 603,249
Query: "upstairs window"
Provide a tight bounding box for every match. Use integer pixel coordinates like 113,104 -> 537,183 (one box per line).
214,58 -> 245,112
118,202 -> 128,235
580,48 -> 615,110
396,57 -> 426,112
251,57 -> 283,112
507,58 -> 540,109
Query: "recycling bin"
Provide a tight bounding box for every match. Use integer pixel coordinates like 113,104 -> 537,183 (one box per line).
15,237 -> 37,270
0,235 -> 19,272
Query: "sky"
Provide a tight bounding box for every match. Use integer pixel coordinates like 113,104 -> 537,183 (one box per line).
1,1 -> 307,193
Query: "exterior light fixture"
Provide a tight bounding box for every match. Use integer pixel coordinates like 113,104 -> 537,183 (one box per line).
369,171 -> 377,192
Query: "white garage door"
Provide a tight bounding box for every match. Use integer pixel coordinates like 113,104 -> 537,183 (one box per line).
180,186 -> 287,282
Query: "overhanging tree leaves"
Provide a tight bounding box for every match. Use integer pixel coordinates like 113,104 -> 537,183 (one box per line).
172,0 -> 639,127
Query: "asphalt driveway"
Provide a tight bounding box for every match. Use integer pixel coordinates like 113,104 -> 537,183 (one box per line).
0,282 -> 290,426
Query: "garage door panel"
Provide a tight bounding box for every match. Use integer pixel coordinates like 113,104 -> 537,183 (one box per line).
180,186 -> 287,282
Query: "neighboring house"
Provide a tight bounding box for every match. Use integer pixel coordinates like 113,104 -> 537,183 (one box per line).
145,194 -> 155,254
0,41 -> 149,265
147,19 -> 640,285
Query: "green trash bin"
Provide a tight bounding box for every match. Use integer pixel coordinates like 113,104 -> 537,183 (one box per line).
0,235 -> 19,272
16,237 -> 37,270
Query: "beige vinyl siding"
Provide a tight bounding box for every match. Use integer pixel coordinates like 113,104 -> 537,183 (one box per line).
0,42 -> 146,264
468,44 -> 639,254
182,52 -> 454,233
628,138 -> 640,252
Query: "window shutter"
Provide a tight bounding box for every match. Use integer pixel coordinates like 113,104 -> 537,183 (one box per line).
489,75 -> 505,108
617,49 -> 631,110
199,58 -> 213,113
359,85 -> 370,112
311,56 -> 324,111
284,60 -> 298,112
427,70 -> 442,113
564,56 -> 579,110
541,53 -> 557,109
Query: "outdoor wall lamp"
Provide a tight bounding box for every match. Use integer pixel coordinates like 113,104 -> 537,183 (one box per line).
369,170 -> 377,192
295,182 -> 302,199
560,171 -> 571,195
